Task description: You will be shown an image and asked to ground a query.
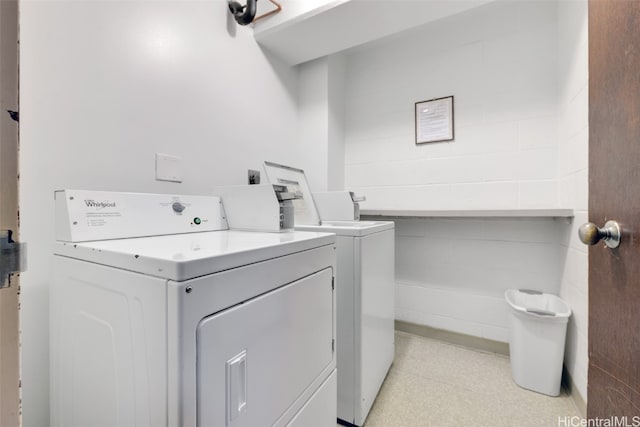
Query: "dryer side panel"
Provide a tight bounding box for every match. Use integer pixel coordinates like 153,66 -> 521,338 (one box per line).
50,255 -> 168,427
356,228 -> 395,426
335,235 -> 357,424
196,268 -> 335,427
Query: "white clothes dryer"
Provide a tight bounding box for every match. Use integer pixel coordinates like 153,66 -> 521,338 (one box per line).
50,190 -> 337,427
262,163 -> 395,427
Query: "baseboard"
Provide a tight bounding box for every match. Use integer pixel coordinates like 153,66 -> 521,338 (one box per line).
395,320 -> 510,356
562,367 -> 587,417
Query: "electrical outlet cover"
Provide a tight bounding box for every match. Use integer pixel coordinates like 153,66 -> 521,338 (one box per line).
156,153 -> 182,183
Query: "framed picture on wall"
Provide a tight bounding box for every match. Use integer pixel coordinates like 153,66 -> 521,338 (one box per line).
415,96 -> 454,144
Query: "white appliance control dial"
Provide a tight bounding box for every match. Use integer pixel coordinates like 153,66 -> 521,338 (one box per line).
172,202 -> 186,213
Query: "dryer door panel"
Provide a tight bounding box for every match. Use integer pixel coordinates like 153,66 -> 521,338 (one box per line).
196,268 -> 334,427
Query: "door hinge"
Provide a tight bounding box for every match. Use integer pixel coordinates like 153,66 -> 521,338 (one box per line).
1,230 -> 26,289
332,338 -> 335,353
7,110 -> 19,122
331,276 -> 335,291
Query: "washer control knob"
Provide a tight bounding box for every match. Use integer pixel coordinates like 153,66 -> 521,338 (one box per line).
172,202 -> 186,213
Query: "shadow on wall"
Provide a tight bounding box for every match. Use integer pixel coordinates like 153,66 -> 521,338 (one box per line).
226,7 -> 237,37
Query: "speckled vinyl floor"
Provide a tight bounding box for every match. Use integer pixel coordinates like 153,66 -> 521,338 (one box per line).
360,331 -> 579,427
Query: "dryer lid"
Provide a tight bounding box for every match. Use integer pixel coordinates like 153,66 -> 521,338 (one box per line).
53,229 -> 336,281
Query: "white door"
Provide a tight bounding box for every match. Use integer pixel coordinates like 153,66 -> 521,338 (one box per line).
0,0 -> 21,425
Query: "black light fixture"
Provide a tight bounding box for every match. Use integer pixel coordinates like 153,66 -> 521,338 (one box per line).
228,0 -> 257,26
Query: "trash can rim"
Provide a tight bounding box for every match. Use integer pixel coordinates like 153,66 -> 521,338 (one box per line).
504,289 -> 572,318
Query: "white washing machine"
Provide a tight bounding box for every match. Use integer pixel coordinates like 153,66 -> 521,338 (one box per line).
262,163 -> 395,427
50,190 -> 337,427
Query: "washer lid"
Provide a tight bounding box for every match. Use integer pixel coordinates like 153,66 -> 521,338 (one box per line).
295,220 -> 394,237
54,230 -> 335,281
262,161 -> 321,226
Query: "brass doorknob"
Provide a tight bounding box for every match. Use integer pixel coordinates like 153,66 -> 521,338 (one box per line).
578,220 -> 621,248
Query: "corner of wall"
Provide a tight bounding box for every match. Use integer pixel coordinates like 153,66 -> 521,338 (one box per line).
556,0 -> 589,406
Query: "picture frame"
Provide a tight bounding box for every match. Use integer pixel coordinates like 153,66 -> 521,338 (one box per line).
415,96 -> 454,144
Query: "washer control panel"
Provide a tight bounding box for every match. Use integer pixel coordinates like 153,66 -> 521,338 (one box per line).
55,190 -> 228,242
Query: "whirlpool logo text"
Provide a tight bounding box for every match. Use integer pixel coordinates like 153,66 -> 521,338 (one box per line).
84,200 -> 117,209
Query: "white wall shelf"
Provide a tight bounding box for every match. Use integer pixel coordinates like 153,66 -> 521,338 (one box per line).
253,0 -> 494,66
361,209 -> 574,218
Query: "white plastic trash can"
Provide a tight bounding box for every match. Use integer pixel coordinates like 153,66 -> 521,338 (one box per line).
505,289 -> 571,397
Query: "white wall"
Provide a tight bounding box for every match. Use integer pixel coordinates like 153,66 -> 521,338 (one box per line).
20,1 -> 300,425
298,58 -> 331,191
327,55 -> 346,190
343,0 -> 563,340
344,1 -> 559,210
394,217 -> 569,342
343,0 -> 589,404
297,54 -> 346,191
557,0 -> 589,403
